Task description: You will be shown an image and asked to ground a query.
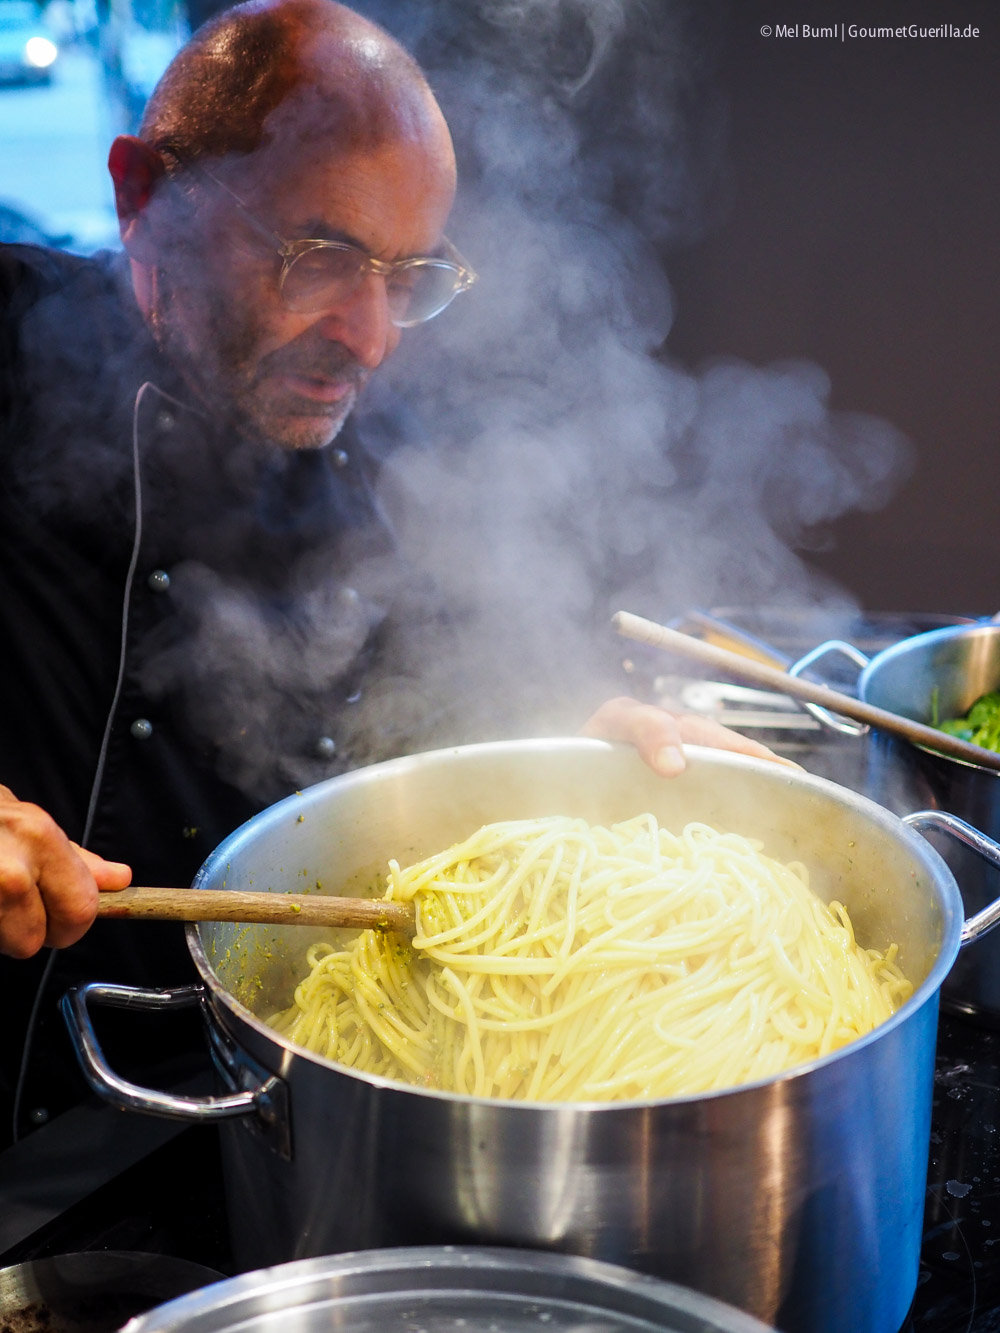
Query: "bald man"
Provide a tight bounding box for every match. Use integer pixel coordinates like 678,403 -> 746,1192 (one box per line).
0,0 -> 781,1144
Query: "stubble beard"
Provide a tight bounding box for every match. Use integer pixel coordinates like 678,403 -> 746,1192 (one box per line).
148,272 -> 366,452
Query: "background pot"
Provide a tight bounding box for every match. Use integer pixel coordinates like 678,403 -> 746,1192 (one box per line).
63,741 -> 1000,1333
789,623 -> 1000,1023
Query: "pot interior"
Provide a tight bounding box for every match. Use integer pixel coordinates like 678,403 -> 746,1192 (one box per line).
189,741 -> 961,1029
860,623 -> 1000,723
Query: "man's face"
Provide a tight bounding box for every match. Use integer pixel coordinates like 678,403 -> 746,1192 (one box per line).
148,137 -> 455,451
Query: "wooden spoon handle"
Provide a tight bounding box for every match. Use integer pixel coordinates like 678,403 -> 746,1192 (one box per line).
95,885 -> 415,934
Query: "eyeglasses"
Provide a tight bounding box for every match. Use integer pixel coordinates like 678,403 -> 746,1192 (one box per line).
160,147 -> 477,327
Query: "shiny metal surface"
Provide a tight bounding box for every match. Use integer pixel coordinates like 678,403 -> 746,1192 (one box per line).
786,638 -> 871,735
121,1247 -> 777,1333
854,625 -> 1000,1022
901,811 -> 1000,944
60,983 -> 274,1122
175,739 -> 964,1333
676,680 -> 823,731
858,623 -> 1000,731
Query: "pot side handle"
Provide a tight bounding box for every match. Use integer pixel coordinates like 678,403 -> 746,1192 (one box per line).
787,640 -> 872,736
902,810 -> 1000,945
61,981 -> 269,1121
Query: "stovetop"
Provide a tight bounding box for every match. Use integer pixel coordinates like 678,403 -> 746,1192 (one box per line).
910,1013 -> 1000,1332
1,608 -> 997,1332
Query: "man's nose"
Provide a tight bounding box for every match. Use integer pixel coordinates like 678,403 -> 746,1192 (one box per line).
315,273 -> 399,369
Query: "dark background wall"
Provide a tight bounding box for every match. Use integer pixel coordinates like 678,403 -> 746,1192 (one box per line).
358,0 -> 1000,617
661,0 -> 999,614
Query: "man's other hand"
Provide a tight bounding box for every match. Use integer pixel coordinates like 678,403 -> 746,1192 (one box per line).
0,786 -> 132,958
580,696 -> 801,778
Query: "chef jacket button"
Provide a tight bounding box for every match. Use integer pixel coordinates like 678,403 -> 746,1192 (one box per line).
315,736 -> 337,759
156,409 -> 175,432
29,1107 -> 49,1126
346,688 -> 362,704
332,449 -> 349,469
147,569 -> 171,593
338,586 -> 359,607
130,718 -> 154,740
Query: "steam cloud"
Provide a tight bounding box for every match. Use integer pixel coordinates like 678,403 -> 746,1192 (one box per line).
28,0 -> 912,799
331,0 -> 911,756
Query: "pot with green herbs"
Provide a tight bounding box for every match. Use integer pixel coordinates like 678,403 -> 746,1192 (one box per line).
787,620 -> 1000,1023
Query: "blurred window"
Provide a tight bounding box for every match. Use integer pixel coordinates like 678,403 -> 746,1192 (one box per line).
0,0 -> 184,253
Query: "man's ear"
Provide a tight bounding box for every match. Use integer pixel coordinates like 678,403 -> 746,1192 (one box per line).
108,136 -> 167,263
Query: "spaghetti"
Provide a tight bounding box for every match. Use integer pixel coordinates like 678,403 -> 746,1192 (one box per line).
267,814 -> 912,1100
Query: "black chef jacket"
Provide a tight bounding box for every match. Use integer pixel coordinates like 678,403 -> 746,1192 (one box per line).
0,243 -> 416,1142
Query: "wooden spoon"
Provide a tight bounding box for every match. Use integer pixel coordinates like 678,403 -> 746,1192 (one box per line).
614,609 -> 1000,775
95,885 -> 415,934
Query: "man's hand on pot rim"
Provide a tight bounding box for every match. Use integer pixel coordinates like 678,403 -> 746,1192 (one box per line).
580,696 -> 801,778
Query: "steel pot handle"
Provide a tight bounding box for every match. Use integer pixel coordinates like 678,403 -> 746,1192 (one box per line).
902,810 -> 1000,944
62,981 -> 277,1122
787,639 -> 872,736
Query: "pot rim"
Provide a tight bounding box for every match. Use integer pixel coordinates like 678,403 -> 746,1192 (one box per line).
187,738 -> 964,1111
121,1245 -> 778,1333
859,619 -> 1000,672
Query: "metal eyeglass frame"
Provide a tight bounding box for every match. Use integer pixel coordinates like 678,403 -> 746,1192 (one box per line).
159,145 -> 477,328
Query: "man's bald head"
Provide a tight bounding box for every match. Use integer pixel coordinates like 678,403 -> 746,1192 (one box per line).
140,0 -> 453,172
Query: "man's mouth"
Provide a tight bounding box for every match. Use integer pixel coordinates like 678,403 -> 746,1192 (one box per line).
278,373 -> 357,406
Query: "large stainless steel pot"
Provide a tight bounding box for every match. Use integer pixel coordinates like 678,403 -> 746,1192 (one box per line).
61,741 -> 1000,1333
789,622 -> 1000,1022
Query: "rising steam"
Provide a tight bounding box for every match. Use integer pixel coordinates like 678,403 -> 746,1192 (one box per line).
330,0 -> 911,759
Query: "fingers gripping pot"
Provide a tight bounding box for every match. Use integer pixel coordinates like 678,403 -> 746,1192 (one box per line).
789,622 -> 1000,1023
62,741 -> 1000,1333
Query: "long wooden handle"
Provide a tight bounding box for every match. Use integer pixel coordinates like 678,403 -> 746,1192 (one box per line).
613,609 -> 1000,776
95,886 -> 415,934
